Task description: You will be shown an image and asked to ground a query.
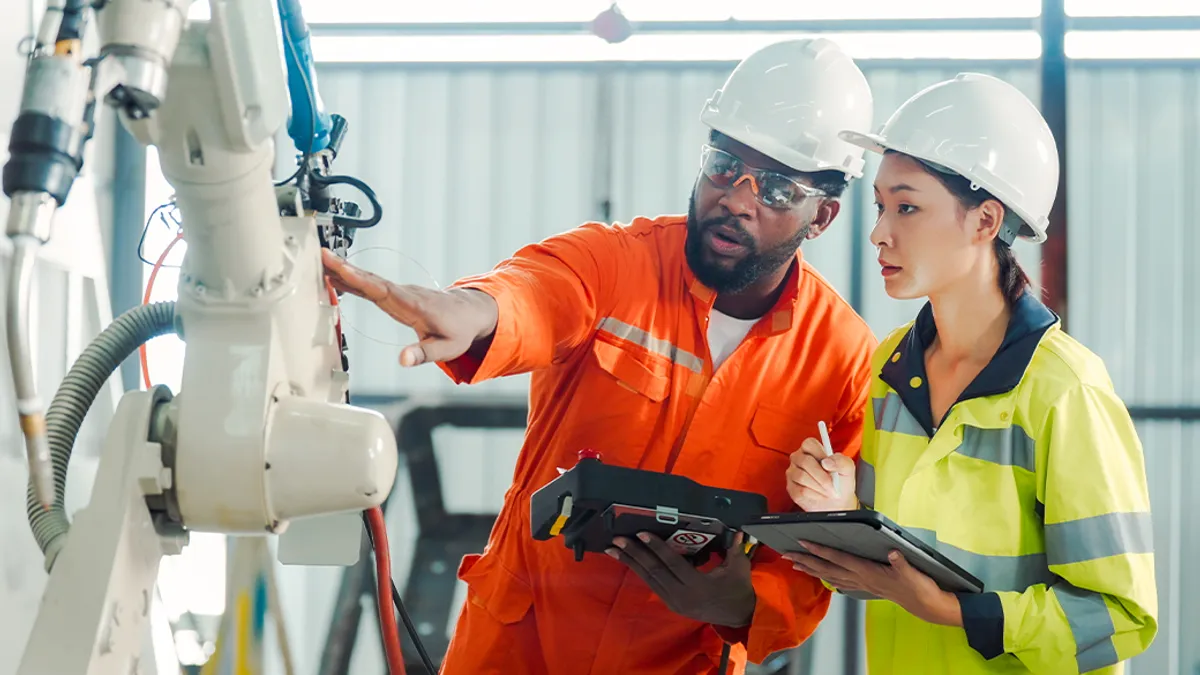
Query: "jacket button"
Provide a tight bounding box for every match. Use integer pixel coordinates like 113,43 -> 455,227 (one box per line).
909,376 -> 923,388
891,352 -> 901,363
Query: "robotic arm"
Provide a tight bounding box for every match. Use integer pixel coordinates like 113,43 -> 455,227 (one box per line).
5,1 -> 399,673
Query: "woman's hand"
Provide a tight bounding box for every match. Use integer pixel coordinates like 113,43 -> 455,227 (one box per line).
785,542 -> 963,627
786,437 -> 858,512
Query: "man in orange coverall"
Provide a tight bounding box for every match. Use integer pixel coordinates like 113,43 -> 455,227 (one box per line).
323,38 -> 878,675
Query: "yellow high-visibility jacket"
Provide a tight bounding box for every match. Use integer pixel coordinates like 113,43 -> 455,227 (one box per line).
855,293 -> 1157,675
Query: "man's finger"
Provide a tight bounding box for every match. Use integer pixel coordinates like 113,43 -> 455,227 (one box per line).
725,531 -> 746,557
399,344 -> 426,368
325,262 -> 391,303
719,532 -> 752,572
403,336 -> 469,367
607,547 -> 678,604
324,269 -> 372,300
325,274 -> 356,296
636,533 -> 702,583
320,248 -> 346,270
613,537 -> 688,587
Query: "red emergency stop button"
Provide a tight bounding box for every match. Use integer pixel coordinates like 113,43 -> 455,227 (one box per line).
578,448 -> 602,462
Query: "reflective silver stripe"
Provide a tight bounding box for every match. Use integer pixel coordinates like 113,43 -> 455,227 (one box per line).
957,425 -> 1036,473
1055,582 -> 1119,672
856,458 -> 876,508
907,528 -> 1056,593
872,392 -> 925,437
1046,511 -> 1154,566
596,317 -> 704,373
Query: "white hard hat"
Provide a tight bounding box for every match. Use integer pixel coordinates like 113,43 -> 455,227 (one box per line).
700,38 -> 874,179
839,72 -> 1059,243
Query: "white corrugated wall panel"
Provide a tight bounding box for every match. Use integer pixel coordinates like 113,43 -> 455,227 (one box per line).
302,63 -> 1196,675
313,67 -> 601,400
1067,65 -> 1200,675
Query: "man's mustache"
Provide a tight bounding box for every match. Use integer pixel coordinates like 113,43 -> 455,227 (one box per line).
698,216 -> 753,247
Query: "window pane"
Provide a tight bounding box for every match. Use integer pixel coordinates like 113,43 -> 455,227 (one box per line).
1066,30 -> 1200,58
1066,0 -> 1200,16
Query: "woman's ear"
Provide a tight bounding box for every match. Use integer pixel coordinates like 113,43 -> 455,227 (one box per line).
974,199 -> 1006,243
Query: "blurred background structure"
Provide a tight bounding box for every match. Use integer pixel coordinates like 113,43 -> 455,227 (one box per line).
1,1 -> 1197,674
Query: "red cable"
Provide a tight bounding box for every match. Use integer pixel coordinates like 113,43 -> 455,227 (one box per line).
140,232 -> 186,389
367,506 -> 408,675
336,275 -> 406,674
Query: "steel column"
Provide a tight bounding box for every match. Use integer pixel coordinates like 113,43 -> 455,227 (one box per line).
1039,0 -> 1069,326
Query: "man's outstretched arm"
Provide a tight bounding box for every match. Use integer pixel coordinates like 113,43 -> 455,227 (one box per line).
322,221 -> 624,383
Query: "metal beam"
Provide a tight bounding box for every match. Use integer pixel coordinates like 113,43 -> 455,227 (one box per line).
109,117 -> 147,391
848,176 -> 867,317
1067,16 -> 1200,31
1039,0 -> 1069,328
1128,407 -> 1200,422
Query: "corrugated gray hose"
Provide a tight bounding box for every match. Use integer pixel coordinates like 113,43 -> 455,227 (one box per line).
26,301 -> 177,570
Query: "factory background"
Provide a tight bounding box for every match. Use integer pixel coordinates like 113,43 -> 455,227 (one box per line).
1,1 -> 1197,674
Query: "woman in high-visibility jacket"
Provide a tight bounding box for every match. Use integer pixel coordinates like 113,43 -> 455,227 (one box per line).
781,73 -> 1158,675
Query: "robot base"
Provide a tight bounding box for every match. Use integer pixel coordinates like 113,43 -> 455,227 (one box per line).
18,388 -> 184,675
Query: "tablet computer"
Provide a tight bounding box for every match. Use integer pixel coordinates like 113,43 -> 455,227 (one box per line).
742,510 -> 984,598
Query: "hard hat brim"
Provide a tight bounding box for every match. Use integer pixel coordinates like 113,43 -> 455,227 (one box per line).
837,130 -> 889,156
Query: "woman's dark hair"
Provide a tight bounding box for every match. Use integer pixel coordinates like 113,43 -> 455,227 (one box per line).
901,152 -> 1031,305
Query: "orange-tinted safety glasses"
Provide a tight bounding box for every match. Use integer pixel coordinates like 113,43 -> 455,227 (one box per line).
700,145 -> 827,210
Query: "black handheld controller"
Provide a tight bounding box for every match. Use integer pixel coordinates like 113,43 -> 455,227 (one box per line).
530,449 -> 769,565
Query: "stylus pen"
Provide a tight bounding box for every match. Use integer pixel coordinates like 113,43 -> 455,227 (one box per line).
818,421 -> 841,498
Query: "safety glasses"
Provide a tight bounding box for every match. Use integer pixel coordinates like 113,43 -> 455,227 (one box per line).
699,145 -> 826,209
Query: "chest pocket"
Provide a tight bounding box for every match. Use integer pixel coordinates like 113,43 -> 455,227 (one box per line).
591,338 -> 670,402
738,404 -> 815,507
554,337 -> 673,466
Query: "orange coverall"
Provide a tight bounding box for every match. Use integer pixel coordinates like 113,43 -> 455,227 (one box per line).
436,215 -> 877,674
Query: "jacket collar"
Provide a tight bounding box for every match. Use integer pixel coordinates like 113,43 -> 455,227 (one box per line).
879,291 -> 1060,436
685,252 -> 805,337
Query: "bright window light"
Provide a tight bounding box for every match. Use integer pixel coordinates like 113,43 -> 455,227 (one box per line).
311,31 -> 1042,63
187,0 -> 1038,24
157,533 -> 228,619
621,0 -> 1040,21
1065,0 -> 1200,16
1065,30 -> 1200,58
188,2 -> 208,21
143,148 -> 227,622
187,0 -> 612,24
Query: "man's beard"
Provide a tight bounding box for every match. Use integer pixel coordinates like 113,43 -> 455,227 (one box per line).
684,192 -> 809,294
